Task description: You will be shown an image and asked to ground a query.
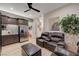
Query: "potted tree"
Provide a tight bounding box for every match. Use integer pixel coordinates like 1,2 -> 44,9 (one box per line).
59,14 -> 79,53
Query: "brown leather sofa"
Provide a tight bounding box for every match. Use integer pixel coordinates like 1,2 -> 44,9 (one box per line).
36,31 -> 66,52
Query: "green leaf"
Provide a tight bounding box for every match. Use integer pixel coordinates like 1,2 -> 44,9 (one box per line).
59,14 -> 79,35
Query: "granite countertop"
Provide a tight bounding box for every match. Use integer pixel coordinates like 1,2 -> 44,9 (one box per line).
2,30 -> 18,35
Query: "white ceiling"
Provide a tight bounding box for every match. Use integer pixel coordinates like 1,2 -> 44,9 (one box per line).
0,3 -> 67,18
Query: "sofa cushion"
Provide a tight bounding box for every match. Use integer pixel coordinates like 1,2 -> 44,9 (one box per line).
57,41 -> 65,46
45,42 -> 57,52
36,39 -> 44,47
49,32 -> 64,40
54,47 -> 76,56
57,42 -> 65,48
51,37 -> 62,42
42,36 -> 50,41
41,32 -> 49,36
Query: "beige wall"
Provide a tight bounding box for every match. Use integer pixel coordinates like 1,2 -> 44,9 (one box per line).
44,3 -> 79,53
44,3 -> 79,31
47,17 -> 59,31
31,13 -> 44,39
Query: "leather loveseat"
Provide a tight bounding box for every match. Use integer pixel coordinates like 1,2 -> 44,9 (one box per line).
36,31 -> 66,52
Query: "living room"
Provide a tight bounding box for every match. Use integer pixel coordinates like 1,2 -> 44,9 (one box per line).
0,3 -> 79,56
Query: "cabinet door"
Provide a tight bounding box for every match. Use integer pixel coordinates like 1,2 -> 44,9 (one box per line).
19,19 -> 28,25
2,16 -> 8,24
0,13 -> 2,56
2,16 -> 17,25
2,35 -> 19,46
7,18 -> 17,24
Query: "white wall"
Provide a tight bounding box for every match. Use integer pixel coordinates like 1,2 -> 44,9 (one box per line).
44,3 -> 79,53
32,13 -> 44,39
35,13 -> 44,37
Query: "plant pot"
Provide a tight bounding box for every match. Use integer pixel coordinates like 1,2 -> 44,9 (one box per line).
65,34 -> 79,53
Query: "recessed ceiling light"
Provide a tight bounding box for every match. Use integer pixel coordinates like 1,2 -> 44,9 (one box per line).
10,8 -> 14,10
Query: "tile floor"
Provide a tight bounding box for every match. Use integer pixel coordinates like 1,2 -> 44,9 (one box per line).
1,39 -> 52,56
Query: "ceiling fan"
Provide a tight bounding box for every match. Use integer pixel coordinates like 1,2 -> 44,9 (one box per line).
24,3 -> 40,12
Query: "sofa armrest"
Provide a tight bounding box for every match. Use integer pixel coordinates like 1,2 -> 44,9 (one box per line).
57,41 -> 66,48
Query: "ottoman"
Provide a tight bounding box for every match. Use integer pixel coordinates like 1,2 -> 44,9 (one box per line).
21,43 -> 41,56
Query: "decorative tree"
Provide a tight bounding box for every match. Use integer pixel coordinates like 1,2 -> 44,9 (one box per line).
59,14 -> 79,53
60,14 -> 79,35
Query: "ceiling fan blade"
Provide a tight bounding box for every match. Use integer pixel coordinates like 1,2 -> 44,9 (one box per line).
31,7 -> 40,12
24,3 -> 40,13
27,3 -> 32,8
24,9 -> 31,12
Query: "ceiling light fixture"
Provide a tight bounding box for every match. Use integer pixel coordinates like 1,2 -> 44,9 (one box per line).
10,8 -> 14,10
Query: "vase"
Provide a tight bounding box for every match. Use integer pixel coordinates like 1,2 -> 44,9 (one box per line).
65,34 -> 79,53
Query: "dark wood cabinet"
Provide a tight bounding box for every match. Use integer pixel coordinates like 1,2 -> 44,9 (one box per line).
2,16 -> 17,25
2,35 -> 19,46
7,18 -> 17,24
2,16 -> 28,25
0,13 -> 2,55
18,19 -> 28,25
1,15 -> 28,46
2,16 -> 7,24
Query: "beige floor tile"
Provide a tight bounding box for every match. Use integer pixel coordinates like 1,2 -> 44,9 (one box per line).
1,39 -> 52,56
